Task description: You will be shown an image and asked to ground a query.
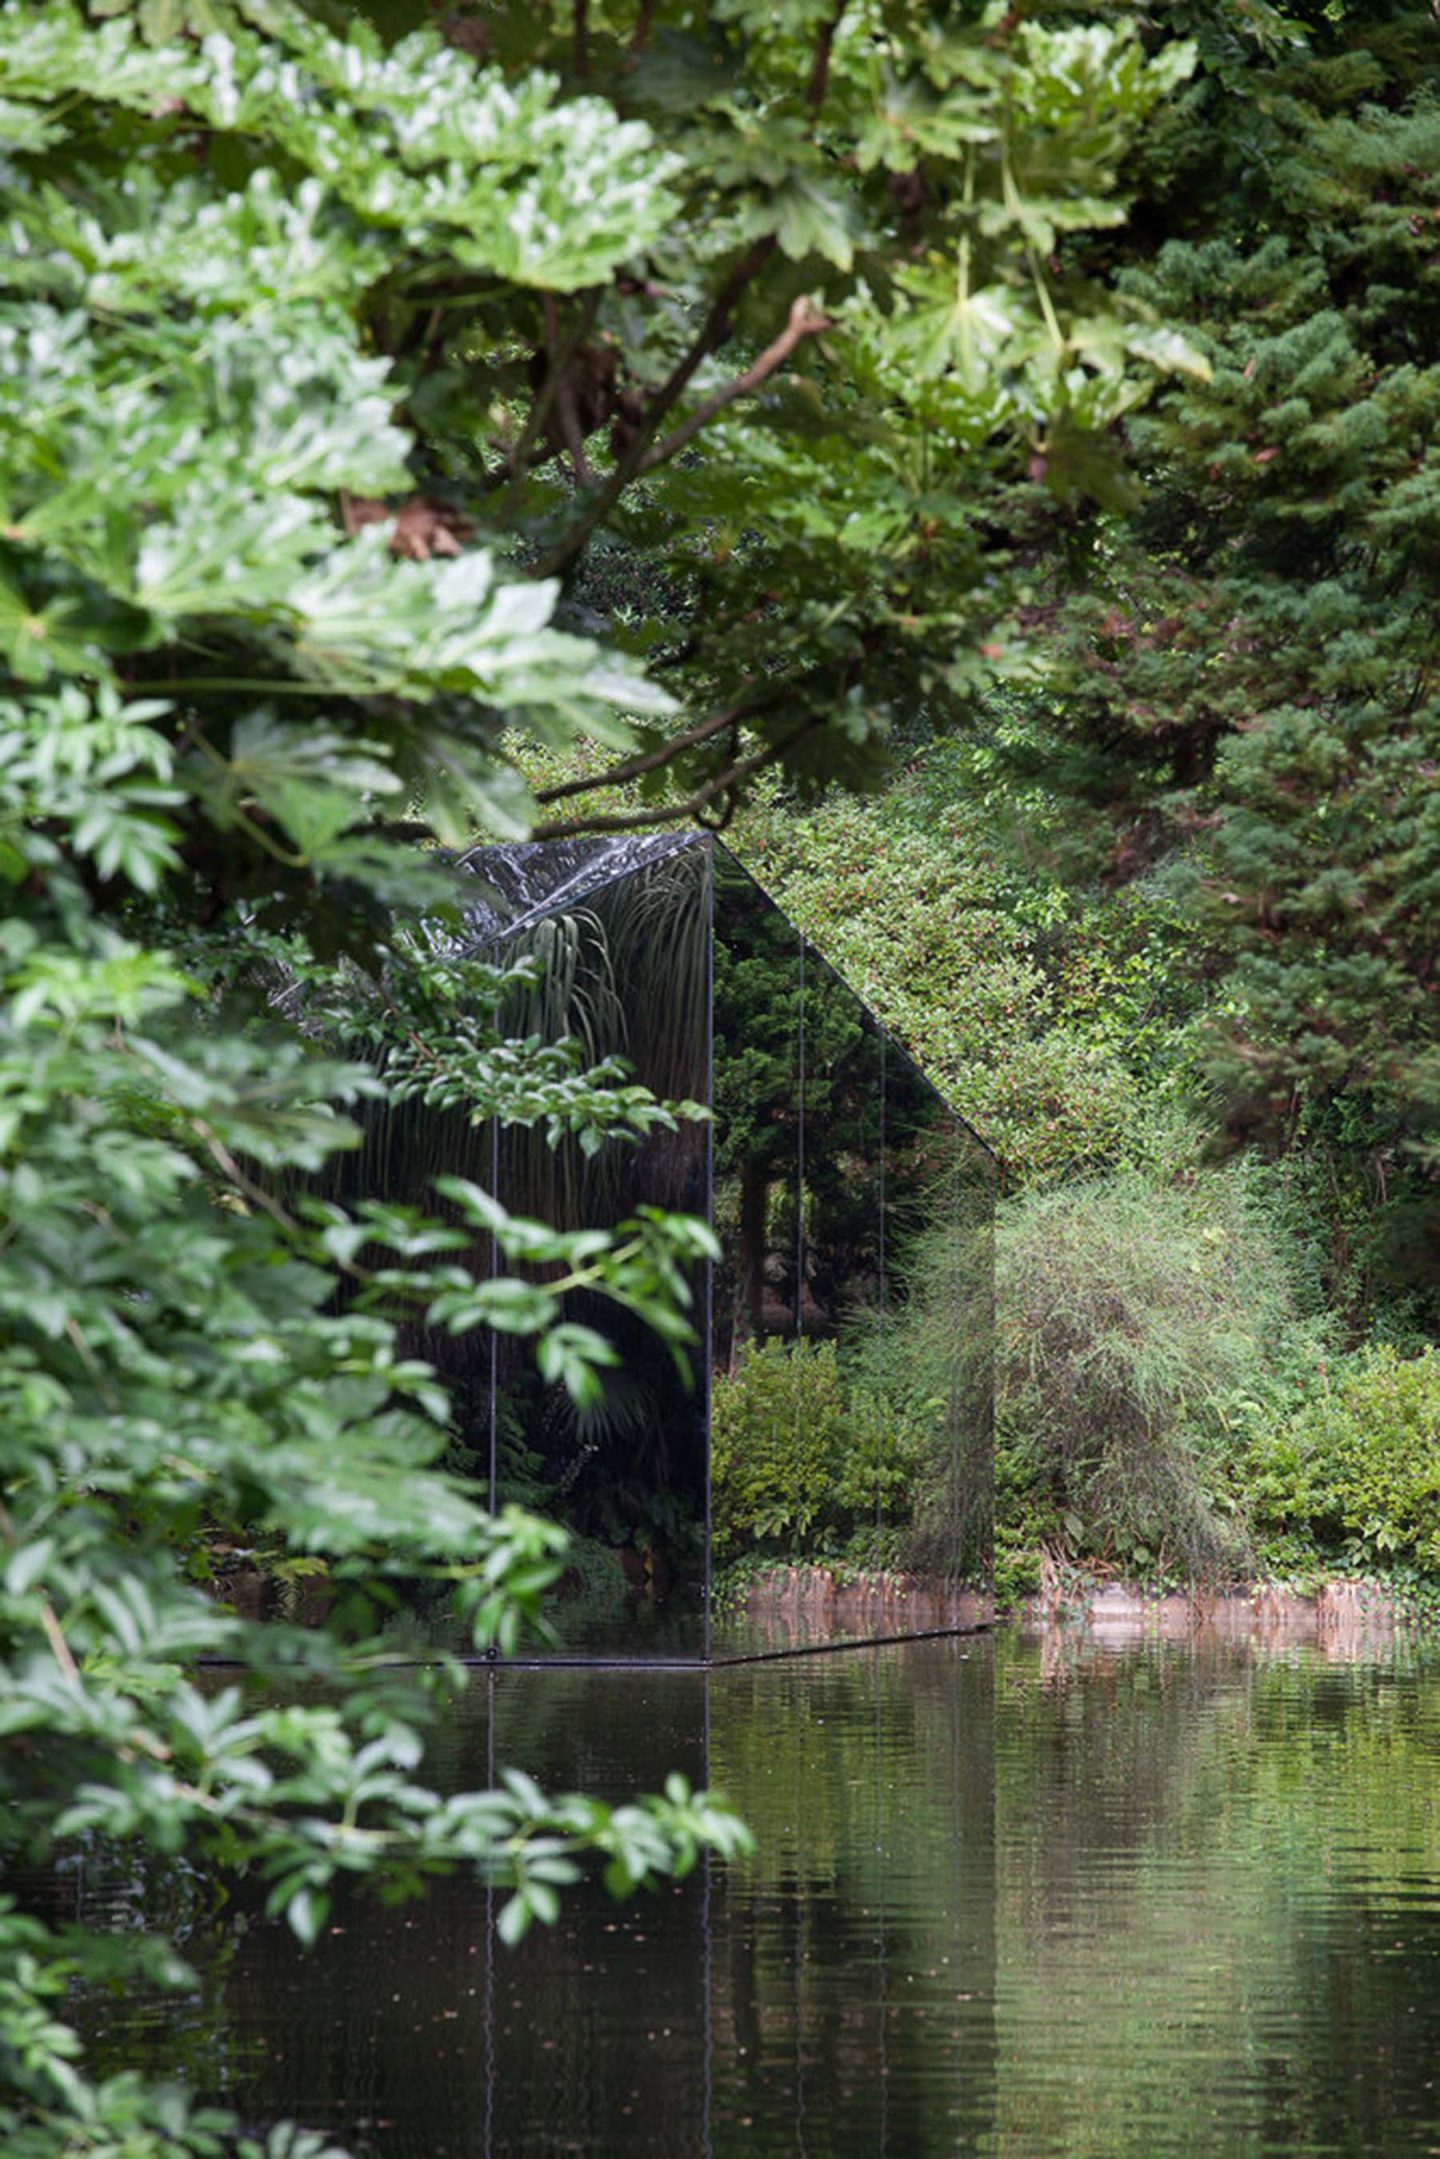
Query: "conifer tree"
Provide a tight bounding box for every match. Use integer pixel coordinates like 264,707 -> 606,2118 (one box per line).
998,0 -> 1440,1316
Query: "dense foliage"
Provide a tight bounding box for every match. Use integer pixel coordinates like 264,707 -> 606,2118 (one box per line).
988,0 -> 1440,1322
1241,1347 -> 1440,1579
706,0 -> 1440,1603
733,758 -> 1205,1185
0,0 -> 1230,2150
5,0 -> 1435,2141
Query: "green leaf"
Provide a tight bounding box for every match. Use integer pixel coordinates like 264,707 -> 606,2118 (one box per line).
749,170 -> 867,270
285,1887 -> 329,1948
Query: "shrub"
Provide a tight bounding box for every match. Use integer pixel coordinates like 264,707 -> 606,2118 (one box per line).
995,1170 -> 1299,1577
710,1338 -> 923,1560
1243,1348 -> 1440,1571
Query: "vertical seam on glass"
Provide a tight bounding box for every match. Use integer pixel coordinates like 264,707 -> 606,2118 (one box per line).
702,1665 -> 714,2151
488,1113 -> 499,1517
796,932 -> 806,1341
484,1667 -> 496,2157
877,1030 -> 887,1542
703,838 -> 715,1667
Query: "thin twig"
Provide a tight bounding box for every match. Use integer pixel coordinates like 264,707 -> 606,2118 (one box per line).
0,1500 -> 82,1690
640,296 -> 832,473
63,1314 -> 120,1414
189,1116 -> 300,1235
39,1599 -> 82,1688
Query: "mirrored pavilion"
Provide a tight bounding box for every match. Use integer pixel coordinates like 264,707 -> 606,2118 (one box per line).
403,832 -> 996,1661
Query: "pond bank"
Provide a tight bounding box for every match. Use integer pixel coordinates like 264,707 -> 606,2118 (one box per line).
1016,1575 -> 1411,1657
727,1563 -> 1418,1657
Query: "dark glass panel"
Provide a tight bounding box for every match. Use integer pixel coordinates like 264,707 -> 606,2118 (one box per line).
488,839 -> 712,1658
882,1053 -> 995,1607
797,946 -> 906,1647
709,848 -> 802,1371
797,941 -> 887,1343
709,849 -> 806,1653
709,847 -> 994,1655
341,828 -> 991,1660
303,1083 -> 498,1650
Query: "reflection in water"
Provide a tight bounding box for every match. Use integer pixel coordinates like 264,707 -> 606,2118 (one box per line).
54,1631 -> 1440,2156
995,1628 -> 1440,2158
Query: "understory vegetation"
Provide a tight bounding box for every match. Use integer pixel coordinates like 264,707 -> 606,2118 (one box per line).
717,759 -> 1440,1604
3,0 -> 1438,2150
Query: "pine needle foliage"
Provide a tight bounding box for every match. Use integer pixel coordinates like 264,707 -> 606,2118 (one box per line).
985,0 -> 1440,1312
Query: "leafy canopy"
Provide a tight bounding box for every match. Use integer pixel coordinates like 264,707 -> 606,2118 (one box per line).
0,1 -> 1206,2152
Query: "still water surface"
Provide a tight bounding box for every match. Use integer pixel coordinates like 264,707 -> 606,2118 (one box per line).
72,1629 -> 1440,2156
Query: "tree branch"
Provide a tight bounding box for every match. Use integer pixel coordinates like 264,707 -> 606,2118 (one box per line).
627,0 -> 656,55
639,295 -> 832,474
806,2 -> 848,118
533,692 -> 769,805
531,237 -> 778,581
533,719 -> 821,841
544,295 -> 597,486
501,290 -> 601,502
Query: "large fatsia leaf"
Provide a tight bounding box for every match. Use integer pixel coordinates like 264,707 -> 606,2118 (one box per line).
3,1 -> 683,291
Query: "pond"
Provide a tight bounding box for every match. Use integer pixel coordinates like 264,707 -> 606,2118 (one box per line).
63,1623 -> 1440,2156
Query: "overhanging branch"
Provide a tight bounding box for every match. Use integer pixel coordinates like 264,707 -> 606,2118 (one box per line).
638,296 -> 832,474
532,718 -> 821,840
533,691 -> 770,805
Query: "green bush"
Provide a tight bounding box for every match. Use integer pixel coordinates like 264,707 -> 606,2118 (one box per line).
995,1170 -> 1302,1578
710,1338 -> 923,1561
1243,1349 -> 1440,1571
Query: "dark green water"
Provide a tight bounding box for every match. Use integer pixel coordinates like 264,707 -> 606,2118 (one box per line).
65,1631 -> 1440,2155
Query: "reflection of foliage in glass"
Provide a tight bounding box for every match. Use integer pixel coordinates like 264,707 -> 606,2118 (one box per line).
451,845 -> 715,1612
710,1337 -> 926,1560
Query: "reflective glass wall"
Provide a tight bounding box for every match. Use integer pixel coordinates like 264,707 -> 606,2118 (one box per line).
709,849 -> 993,1657
370,835 -> 993,1660
479,837 -> 712,1658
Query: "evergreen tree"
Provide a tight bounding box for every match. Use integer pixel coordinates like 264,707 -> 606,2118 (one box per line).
993,0 -> 1440,1319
